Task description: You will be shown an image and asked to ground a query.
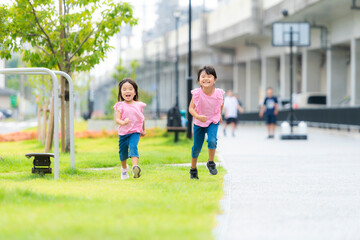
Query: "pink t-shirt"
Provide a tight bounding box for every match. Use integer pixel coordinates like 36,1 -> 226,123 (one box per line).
191,88 -> 225,127
113,101 -> 146,135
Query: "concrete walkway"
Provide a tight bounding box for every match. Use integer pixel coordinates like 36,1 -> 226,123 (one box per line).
216,125 -> 360,240
0,119 -> 37,134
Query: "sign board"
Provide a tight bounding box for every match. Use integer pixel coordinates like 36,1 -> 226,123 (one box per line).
272,22 -> 311,47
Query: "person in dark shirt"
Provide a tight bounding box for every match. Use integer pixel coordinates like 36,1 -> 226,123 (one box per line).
259,87 -> 278,138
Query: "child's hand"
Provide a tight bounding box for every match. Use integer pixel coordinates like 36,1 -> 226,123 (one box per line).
197,115 -> 208,123
141,130 -> 146,136
220,115 -> 223,123
123,118 -> 130,125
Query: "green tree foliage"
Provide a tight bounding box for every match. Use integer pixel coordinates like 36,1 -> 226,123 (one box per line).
5,55 -> 20,91
0,0 -> 137,74
105,59 -> 152,117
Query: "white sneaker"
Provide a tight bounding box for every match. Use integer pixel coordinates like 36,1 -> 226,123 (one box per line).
132,165 -> 141,178
121,165 -> 129,180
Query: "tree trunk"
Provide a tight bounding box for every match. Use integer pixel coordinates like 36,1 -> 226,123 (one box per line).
37,106 -> 41,141
59,0 -> 67,153
45,96 -> 54,153
65,79 -> 70,152
41,104 -> 48,145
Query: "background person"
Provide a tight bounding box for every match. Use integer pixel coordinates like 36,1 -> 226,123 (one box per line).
223,90 -> 244,137
259,87 -> 278,138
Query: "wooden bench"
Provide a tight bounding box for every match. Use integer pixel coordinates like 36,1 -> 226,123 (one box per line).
167,126 -> 187,142
25,153 -> 54,175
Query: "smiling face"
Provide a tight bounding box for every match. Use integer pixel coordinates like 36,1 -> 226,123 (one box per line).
121,82 -> 136,102
199,70 -> 216,88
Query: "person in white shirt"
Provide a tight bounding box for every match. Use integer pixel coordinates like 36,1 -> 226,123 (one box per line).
223,90 -> 244,136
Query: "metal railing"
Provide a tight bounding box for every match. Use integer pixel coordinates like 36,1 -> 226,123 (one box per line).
0,67 -> 75,179
238,107 -> 360,130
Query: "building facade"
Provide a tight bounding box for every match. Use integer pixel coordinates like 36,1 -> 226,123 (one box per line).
125,0 -> 360,113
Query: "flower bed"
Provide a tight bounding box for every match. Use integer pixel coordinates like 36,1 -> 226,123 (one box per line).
0,130 -> 119,142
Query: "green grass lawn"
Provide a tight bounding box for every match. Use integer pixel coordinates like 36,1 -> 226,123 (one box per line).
0,129 -> 225,240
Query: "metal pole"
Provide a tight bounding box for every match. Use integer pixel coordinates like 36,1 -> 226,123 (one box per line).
175,16 -> 179,108
0,68 -> 60,180
186,0 -> 193,139
0,68 -> 76,177
289,27 -> 294,134
156,42 -> 160,119
53,71 -> 75,170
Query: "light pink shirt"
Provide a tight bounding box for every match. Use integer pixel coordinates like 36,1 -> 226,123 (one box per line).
191,88 -> 225,127
113,101 -> 146,135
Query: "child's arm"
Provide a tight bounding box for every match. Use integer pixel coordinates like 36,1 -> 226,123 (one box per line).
223,105 -> 227,119
274,103 -> 279,115
189,99 -> 207,123
259,105 -> 266,118
237,104 -> 244,113
141,121 -> 146,136
220,100 -> 224,123
115,110 -> 129,126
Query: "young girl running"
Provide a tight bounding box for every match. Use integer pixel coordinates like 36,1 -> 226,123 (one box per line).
113,78 -> 146,180
189,65 -> 225,179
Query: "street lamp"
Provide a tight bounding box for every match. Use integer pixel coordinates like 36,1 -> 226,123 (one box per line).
186,0 -> 193,139
156,41 -> 160,119
173,9 -> 181,108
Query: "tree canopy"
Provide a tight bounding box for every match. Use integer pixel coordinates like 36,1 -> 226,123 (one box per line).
0,0 -> 137,74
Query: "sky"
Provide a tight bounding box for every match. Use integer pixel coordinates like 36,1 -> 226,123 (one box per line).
1,0 -> 219,78
93,0 -> 219,79
125,0 -> 219,49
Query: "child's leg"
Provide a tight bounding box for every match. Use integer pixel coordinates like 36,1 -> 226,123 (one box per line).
231,121 -> 236,131
191,125 -> 206,169
121,160 -> 128,169
206,123 -> 219,162
131,157 -> 139,166
119,135 -> 130,168
209,149 -> 216,162
128,133 -> 141,165
266,124 -> 271,135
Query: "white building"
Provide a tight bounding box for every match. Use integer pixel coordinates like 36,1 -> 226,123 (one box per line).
125,0 -> 360,113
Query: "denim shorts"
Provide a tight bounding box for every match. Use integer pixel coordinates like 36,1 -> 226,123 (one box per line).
266,114 -> 276,124
118,133 -> 140,161
191,123 -> 219,158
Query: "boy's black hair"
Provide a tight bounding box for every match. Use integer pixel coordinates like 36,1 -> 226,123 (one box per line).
118,78 -> 139,101
197,65 -> 217,82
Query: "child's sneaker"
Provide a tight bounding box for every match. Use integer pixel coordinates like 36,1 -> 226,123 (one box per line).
121,165 -> 129,180
190,168 -> 199,179
132,165 -> 141,178
206,161 -> 218,175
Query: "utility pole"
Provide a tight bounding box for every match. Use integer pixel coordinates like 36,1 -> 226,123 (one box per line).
156,41 -> 160,119
174,10 -> 180,108
289,26 -> 294,133
186,0 -> 193,139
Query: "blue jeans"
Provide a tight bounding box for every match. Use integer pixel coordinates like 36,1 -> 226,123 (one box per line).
191,123 -> 219,158
118,133 -> 140,161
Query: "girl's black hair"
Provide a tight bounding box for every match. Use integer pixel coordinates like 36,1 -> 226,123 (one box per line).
117,78 -> 139,101
197,65 -> 217,82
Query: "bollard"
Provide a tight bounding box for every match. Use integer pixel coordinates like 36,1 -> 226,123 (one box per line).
281,121 -> 290,135
298,121 -> 307,135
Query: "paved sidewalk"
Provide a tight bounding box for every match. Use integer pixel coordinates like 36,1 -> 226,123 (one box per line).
0,119 -> 37,134
216,125 -> 360,240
